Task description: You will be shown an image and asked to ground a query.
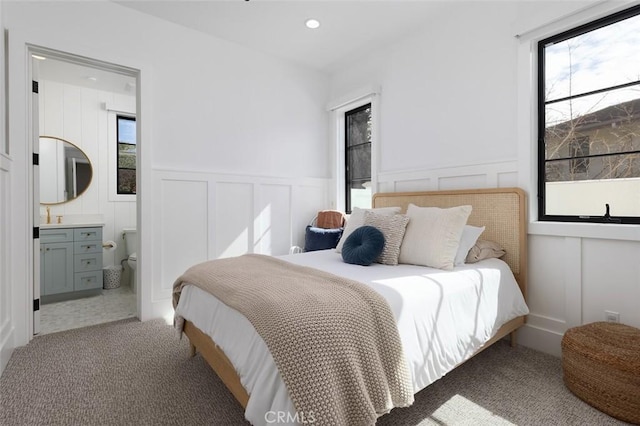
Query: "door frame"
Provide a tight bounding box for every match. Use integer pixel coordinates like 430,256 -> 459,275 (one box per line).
7,21 -> 155,348
28,46 -> 141,336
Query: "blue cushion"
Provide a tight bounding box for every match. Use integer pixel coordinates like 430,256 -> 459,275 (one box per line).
304,226 -> 343,252
341,226 -> 385,266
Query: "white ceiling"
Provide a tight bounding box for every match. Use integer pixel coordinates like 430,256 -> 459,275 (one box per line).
36,56 -> 136,96
35,1 -> 444,94
116,0 -> 447,73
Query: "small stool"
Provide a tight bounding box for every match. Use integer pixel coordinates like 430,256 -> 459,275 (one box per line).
562,322 -> 640,424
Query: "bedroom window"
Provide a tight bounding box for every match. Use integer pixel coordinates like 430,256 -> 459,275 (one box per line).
538,5 -> 640,224
345,103 -> 372,213
116,115 -> 136,195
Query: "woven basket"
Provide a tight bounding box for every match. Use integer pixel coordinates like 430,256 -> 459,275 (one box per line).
562,322 -> 640,424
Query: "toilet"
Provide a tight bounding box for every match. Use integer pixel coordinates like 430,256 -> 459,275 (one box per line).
122,228 -> 137,293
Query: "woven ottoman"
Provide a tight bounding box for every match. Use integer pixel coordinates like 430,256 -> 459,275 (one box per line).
562,322 -> 640,424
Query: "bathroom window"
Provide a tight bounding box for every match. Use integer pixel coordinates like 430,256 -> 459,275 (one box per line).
117,115 -> 136,195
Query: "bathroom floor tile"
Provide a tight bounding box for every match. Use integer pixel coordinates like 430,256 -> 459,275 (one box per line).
39,285 -> 136,335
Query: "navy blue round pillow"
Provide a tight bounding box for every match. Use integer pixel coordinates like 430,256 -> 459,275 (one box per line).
341,226 -> 385,266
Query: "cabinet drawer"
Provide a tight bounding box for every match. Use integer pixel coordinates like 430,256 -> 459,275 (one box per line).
73,228 -> 102,241
74,241 -> 102,254
74,227 -> 102,242
74,253 -> 103,272
74,271 -> 103,291
40,229 -> 74,243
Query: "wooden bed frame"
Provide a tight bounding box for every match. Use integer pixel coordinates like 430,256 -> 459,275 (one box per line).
182,187 -> 528,410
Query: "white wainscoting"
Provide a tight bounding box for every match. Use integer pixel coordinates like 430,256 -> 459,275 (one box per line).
375,160 -> 640,357
0,154 -> 14,374
377,160 -> 519,193
150,169 -> 330,316
145,163 -> 639,357
520,234 -> 640,357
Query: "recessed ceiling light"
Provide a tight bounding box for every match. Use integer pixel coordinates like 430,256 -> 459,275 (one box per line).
87,77 -> 98,82
305,19 -> 320,29
31,54 -> 46,60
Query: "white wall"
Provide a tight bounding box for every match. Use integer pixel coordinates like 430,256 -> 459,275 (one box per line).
4,0 -> 331,355
0,0 -> 15,374
38,79 -> 137,269
329,0 -> 640,356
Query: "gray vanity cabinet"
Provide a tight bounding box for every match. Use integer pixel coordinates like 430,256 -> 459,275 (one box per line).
40,226 -> 103,298
40,238 -> 74,295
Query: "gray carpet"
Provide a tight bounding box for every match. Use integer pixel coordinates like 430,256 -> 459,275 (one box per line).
0,318 -> 629,426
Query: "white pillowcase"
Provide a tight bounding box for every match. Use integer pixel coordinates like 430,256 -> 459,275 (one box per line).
454,225 -> 485,266
335,206 -> 401,253
398,203 -> 472,270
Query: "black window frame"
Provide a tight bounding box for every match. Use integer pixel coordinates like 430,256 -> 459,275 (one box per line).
116,115 -> 136,195
537,4 -> 640,225
344,103 -> 372,214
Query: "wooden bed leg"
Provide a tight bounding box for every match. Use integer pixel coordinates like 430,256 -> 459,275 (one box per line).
190,343 -> 197,357
510,331 -> 517,347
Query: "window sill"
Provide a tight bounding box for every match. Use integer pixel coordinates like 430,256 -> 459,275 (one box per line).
528,221 -> 640,241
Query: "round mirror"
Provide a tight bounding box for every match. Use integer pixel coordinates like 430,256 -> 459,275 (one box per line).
39,136 -> 93,205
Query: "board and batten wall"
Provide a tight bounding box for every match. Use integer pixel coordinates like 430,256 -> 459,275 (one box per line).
3,0 -> 331,362
151,170 -> 328,307
329,0 -> 640,356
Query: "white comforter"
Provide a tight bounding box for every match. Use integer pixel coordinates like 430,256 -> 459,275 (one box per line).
175,250 -> 529,425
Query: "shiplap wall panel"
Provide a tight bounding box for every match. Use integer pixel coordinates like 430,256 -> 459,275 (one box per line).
79,88 -> 100,212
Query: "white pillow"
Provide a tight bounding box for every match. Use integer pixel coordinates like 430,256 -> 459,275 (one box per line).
335,206 -> 401,253
454,225 -> 485,266
398,204 -> 472,270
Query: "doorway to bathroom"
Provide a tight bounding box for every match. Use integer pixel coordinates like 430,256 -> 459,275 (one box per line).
31,48 -> 140,335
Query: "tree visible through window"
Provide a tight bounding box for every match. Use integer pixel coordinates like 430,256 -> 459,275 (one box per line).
538,5 -> 640,223
345,104 -> 372,213
117,115 -> 136,195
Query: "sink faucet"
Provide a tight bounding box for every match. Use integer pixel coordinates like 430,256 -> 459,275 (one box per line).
46,206 -> 51,224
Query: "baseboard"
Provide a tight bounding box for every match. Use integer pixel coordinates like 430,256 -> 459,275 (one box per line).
517,323 -> 564,357
140,297 -> 174,325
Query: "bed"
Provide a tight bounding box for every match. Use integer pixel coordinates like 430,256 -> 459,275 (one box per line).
173,188 -> 529,425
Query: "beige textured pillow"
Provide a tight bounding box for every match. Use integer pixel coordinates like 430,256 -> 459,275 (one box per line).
335,206 -> 401,253
398,204 -> 472,270
465,239 -> 506,263
363,210 -> 410,266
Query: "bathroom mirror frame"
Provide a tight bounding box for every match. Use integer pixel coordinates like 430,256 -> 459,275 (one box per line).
39,135 -> 94,205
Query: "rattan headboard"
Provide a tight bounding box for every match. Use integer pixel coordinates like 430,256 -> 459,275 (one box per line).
372,188 -> 527,299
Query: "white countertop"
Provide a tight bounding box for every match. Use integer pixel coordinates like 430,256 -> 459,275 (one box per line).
40,222 -> 104,229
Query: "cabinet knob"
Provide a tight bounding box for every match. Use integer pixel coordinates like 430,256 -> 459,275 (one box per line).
46,248 -> 50,251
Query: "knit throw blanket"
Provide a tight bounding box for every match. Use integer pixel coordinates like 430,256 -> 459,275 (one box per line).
173,254 -> 414,426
